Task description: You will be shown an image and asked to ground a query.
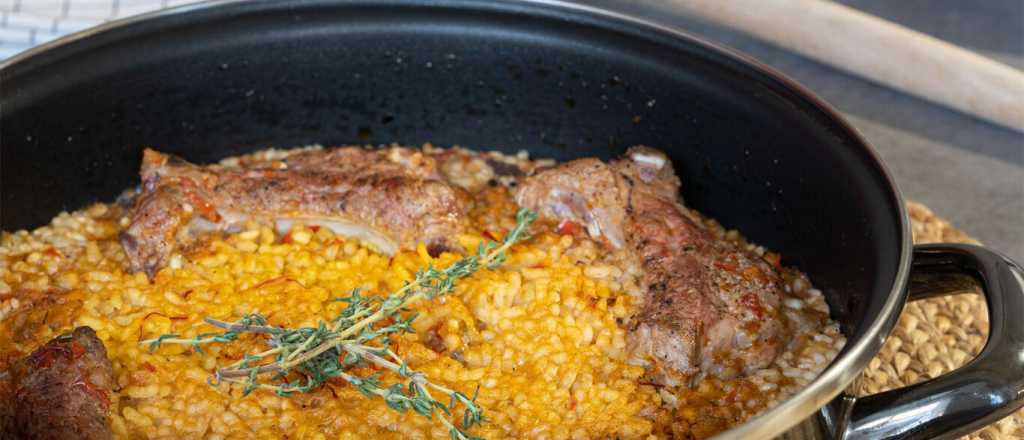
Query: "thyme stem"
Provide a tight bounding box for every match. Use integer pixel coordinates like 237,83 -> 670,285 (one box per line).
203,317 -> 279,334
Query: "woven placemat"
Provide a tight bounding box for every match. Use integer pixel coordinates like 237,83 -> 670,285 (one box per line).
856,202 -> 1021,440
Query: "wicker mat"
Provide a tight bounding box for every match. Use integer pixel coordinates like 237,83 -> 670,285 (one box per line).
855,202 -> 1021,439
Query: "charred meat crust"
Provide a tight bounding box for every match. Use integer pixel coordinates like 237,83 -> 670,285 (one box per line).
3,326 -> 113,440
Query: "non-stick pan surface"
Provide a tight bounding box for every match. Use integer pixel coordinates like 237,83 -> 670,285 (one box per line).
1,0 -> 903,331
10,1 -> 1011,439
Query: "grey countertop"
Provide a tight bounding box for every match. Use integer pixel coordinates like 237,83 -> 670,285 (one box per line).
593,0 -> 1024,262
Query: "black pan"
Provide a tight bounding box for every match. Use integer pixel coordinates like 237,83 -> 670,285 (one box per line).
2,1 -> 1021,438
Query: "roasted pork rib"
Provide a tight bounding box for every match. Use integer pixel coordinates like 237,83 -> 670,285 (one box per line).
120,147 -> 469,278
517,146 -> 789,382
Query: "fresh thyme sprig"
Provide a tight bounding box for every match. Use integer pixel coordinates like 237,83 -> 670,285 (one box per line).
141,209 -> 537,440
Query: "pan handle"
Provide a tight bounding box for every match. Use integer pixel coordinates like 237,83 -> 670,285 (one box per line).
839,244 -> 1024,440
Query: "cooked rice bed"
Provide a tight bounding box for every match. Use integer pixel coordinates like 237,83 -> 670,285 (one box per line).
1,154 -> 844,439
2,201 -> 661,439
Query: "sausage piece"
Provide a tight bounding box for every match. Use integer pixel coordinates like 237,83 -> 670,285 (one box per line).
3,327 -> 113,440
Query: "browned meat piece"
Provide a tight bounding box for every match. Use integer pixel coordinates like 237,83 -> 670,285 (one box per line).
516,146 -> 788,382
515,158 -> 630,249
3,327 -> 113,440
121,146 -> 469,278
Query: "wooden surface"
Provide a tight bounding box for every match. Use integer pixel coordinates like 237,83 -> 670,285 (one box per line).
666,0 -> 1024,132
859,201 -> 1020,439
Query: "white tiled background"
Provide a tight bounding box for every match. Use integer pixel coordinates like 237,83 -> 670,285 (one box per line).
0,0 -> 201,59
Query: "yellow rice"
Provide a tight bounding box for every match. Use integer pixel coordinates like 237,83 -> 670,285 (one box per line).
0,149 -> 843,439
1,197 -> 658,439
